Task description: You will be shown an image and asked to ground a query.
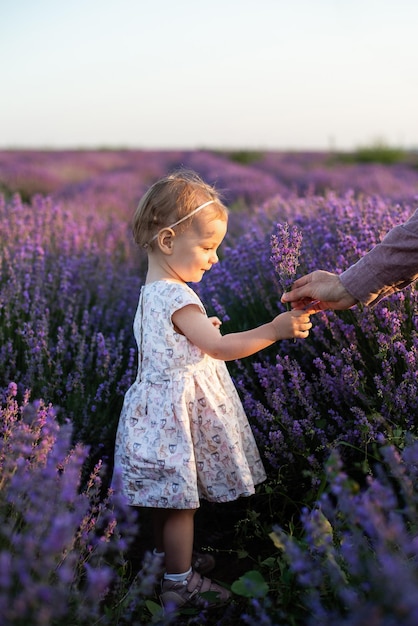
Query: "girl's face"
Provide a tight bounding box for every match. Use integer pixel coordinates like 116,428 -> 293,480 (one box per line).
167,213 -> 227,283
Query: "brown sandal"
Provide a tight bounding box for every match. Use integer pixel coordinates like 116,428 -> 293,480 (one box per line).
160,569 -> 231,609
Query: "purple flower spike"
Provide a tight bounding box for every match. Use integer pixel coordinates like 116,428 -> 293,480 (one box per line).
7,381 -> 18,397
270,221 -> 303,298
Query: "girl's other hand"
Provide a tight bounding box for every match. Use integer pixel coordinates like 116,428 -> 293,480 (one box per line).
209,316 -> 222,330
272,309 -> 313,340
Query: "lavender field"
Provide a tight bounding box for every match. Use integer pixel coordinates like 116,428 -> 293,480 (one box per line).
1,148 -> 418,625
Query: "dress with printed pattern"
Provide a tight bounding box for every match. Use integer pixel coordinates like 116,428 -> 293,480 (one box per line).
113,280 -> 266,509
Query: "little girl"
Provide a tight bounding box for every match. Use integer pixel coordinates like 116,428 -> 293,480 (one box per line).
113,170 -> 313,610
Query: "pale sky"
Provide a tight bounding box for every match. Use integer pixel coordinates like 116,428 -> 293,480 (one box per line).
1,0 -> 417,151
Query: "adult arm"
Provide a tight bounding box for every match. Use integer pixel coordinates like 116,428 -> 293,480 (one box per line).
282,208 -> 418,310
340,208 -> 418,305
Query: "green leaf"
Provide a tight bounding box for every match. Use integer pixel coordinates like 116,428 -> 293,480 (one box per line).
231,570 -> 269,598
145,599 -> 164,617
260,556 -> 277,568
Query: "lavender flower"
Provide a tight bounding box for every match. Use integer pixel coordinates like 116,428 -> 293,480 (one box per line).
270,221 -> 303,297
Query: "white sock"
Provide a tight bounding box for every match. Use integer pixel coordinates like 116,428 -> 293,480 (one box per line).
164,567 -> 192,583
153,548 -> 165,559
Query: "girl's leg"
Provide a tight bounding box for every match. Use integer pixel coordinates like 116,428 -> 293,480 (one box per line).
152,508 -> 168,554
156,508 -> 232,608
152,508 -> 196,574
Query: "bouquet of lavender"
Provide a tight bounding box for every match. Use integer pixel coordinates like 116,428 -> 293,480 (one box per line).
270,222 -> 303,307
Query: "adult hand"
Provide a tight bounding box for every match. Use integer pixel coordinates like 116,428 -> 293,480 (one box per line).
281,270 -> 358,311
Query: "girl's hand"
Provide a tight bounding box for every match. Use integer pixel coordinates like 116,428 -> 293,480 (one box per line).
271,309 -> 313,340
209,316 -> 222,330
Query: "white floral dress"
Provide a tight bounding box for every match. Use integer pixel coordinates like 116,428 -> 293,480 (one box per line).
113,280 -> 266,509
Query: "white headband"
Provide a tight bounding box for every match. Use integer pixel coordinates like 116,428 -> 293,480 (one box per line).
150,200 -> 215,243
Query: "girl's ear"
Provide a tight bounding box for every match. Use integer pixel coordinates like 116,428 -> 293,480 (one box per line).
157,228 -> 175,254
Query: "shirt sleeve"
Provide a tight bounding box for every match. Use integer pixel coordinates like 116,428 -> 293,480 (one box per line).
340,208 -> 418,306
165,282 -> 206,318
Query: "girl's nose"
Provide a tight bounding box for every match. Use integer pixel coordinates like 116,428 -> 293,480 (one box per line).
210,251 -> 219,264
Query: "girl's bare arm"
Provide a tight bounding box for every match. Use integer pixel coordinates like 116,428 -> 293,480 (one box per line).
172,304 -> 313,361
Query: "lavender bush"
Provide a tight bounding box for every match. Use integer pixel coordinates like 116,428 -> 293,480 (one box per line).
268,438 -> 418,626
0,385 -> 150,625
0,192 -> 142,470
